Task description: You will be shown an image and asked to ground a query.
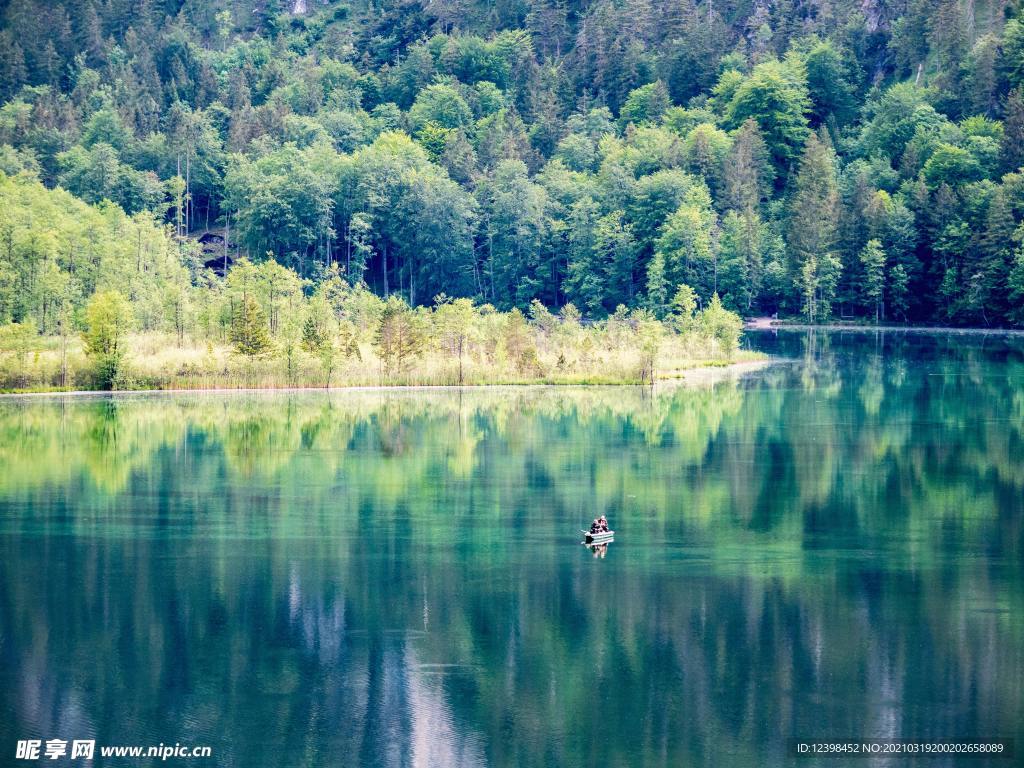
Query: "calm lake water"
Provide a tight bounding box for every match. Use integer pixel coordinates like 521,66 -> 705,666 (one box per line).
1,330 -> 1022,767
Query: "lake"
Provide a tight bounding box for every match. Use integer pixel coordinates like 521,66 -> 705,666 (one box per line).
0,330 -> 1022,767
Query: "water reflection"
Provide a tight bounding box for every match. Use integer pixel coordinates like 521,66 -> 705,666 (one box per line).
585,542 -> 610,558
0,330 -> 1022,767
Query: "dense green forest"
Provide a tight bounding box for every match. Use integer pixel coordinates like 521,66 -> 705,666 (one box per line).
1,0 -> 1024,336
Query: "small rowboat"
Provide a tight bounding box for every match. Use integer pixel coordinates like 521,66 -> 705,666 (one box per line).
581,529 -> 614,544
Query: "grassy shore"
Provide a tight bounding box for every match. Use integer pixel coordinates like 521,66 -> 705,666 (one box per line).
0,331 -> 765,393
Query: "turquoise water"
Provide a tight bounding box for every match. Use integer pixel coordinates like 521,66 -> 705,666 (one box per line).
0,330 -> 1022,766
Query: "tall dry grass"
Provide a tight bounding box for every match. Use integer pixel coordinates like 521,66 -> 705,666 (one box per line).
0,329 -> 761,392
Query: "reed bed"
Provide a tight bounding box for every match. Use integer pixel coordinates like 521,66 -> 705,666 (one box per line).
0,331 -> 762,393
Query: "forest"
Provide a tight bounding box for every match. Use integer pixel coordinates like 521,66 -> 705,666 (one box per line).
1,0 -> 1024,387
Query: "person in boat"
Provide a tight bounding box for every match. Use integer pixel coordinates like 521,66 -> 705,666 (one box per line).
590,519 -> 601,534
597,515 -> 609,532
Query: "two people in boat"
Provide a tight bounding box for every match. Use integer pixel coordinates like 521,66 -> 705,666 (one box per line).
589,515 -> 609,534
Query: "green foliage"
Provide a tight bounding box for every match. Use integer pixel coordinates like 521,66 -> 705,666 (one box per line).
564,197 -> 603,314
669,283 -> 697,332
415,122 -> 453,160
717,210 -> 762,312
0,0 -> 1023,330
502,308 -> 541,374
434,296 -> 477,384
922,144 -> 983,188
724,57 -> 811,174
724,119 -> 773,212
374,295 -> 423,379
0,321 -> 37,358
301,302 -> 330,354
696,293 -> 742,357
634,309 -> 664,383
683,123 -> 730,197
653,186 -> 719,302
620,81 -> 671,126
1003,19 -> 1024,91
58,144 -> 163,213
477,159 -> 547,308
803,39 -> 857,126
646,252 -> 669,318
788,134 -> 840,320
858,83 -> 942,166
1009,250 -> 1024,324
859,239 -> 886,322
223,143 -> 336,268
230,296 -> 271,358
889,263 -> 910,321
1002,89 -> 1024,174
82,290 -> 132,389
409,83 -> 473,132
0,172 -> 185,331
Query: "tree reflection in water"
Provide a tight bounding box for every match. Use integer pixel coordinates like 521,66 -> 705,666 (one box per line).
0,330 -> 1021,767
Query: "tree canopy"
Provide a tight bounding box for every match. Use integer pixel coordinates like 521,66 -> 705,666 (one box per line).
0,0 -> 1022,327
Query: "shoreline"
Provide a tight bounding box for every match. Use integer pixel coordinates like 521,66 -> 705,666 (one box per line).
655,359 -> 777,386
0,357 -> 773,398
746,322 -> 1024,336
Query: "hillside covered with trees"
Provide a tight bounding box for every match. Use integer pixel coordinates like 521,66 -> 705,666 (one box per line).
2,0 -> 1024,358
